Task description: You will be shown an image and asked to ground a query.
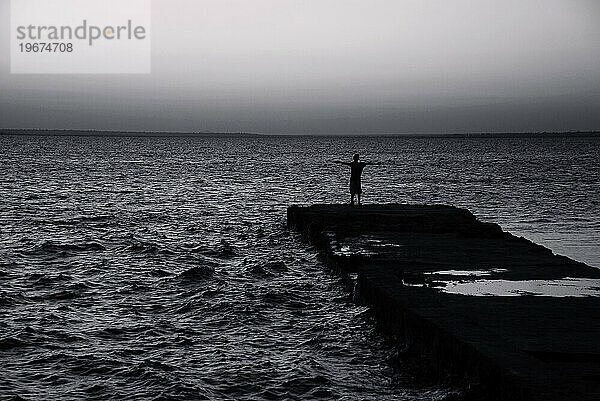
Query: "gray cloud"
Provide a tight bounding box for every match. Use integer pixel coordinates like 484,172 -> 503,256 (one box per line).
1,0 -> 599,133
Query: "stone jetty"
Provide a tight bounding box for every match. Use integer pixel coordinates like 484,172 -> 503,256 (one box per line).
287,204 -> 600,401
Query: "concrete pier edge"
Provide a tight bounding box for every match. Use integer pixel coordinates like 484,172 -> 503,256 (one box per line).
287,204 -> 600,401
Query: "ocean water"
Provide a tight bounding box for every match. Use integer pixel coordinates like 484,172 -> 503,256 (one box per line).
0,134 -> 598,400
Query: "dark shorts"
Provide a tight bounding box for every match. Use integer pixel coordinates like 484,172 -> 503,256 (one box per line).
350,180 -> 362,194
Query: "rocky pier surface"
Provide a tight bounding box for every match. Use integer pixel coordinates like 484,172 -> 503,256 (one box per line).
287,204 -> 600,401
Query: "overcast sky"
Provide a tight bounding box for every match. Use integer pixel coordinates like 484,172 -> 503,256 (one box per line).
1,0 -> 600,134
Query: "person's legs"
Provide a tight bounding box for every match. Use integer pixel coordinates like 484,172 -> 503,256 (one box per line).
350,180 -> 358,205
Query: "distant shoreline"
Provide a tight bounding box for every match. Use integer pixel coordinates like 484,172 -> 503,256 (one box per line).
0,129 -> 258,137
1,128 -> 599,138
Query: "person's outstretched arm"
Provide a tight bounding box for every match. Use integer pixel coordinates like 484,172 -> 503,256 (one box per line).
332,160 -> 351,166
365,161 -> 383,165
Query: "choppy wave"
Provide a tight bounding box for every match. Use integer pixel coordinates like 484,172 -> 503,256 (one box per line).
28,240 -> 106,256
0,134 -> 598,400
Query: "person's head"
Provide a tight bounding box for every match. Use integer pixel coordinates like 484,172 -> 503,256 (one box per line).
353,153 -> 360,161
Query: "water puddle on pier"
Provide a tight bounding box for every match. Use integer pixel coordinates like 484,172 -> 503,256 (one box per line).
332,236 -> 405,257
438,277 -> 600,297
430,268 -> 508,277
336,245 -> 377,256
332,237 -> 378,257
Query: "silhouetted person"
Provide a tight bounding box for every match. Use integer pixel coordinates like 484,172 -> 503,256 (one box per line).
333,154 -> 381,205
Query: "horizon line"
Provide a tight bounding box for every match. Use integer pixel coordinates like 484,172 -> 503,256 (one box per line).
2,128 -> 600,138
